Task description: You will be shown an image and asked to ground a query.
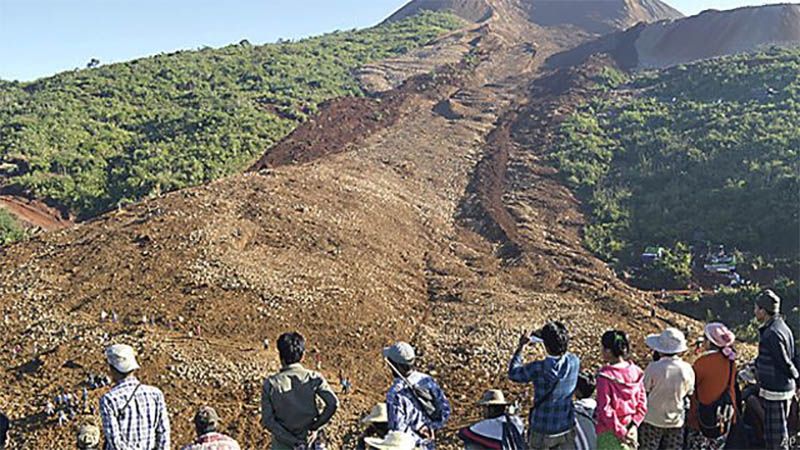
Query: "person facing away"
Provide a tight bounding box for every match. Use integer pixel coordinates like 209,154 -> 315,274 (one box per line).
595,330 -> 647,450
384,341 -> 451,450
508,321 -> 580,450
99,344 -> 170,450
181,406 -> 241,450
261,332 -> 339,450
357,403 -> 390,450
686,322 -> 738,450
639,328 -> 695,450
574,372 -> 598,450
754,289 -> 800,450
457,389 -> 524,450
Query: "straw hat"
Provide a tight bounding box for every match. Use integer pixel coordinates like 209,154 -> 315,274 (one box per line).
76,423 -> 101,449
477,389 -> 509,406
361,403 -> 389,424
365,431 -> 418,450
645,328 -> 688,354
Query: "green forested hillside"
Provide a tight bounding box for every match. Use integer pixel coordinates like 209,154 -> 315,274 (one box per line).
0,12 -> 463,218
553,48 -> 800,285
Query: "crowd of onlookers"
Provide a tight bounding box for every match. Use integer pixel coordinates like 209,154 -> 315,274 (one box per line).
0,289 -> 797,449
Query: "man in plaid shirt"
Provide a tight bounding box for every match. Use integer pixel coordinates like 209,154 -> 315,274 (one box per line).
509,322 -> 580,450
100,344 -> 170,450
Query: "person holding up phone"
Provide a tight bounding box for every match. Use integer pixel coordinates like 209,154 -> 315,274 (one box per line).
508,322 -> 581,450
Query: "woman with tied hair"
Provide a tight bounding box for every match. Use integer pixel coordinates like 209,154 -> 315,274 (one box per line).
595,330 -> 647,450
686,323 -> 738,450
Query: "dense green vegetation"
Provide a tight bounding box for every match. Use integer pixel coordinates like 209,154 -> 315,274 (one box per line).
0,12 -> 463,218
553,49 -> 800,289
0,209 -> 25,245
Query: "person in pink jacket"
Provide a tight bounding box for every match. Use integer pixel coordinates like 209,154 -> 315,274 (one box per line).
596,330 -> 648,450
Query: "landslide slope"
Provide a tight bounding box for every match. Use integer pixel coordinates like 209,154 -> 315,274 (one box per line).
548,3 -> 800,69
1,1 -> 701,449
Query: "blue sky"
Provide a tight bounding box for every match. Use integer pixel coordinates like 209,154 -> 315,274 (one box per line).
0,0 -> 791,81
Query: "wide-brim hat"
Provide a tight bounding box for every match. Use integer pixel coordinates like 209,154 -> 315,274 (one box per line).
645,328 -> 688,354
704,322 -> 736,348
361,403 -> 389,424
105,344 -> 140,373
76,424 -> 101,448
365,431 -> 418,450
477,389 -> 509,406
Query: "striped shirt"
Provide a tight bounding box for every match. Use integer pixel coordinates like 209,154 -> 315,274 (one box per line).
100,376 -> 170,450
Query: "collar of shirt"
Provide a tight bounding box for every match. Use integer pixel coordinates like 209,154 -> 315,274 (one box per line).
112,376 -> 139,390
281,363 -> 304,372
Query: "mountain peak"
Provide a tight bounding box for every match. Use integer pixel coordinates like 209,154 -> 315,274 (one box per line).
385,0 -> 683,34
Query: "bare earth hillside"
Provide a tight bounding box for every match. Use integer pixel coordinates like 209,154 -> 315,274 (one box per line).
0,1 -> 774,449
547,3 -> 800,69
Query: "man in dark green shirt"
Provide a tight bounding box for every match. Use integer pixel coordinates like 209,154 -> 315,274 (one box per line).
262,332 -> 339,450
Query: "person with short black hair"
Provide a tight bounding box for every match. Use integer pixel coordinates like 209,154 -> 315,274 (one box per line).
595,330 -> 646,450
262,332 -> 339,450
181,406 -> 240,450
574,373 -> 597,450
754,290 -> 799,450
509,321 -> 580,449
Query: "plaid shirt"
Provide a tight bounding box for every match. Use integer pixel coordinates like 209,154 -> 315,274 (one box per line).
180,432 -> 241,450
100,376 -> 170,450
387,371 -> 451,450
509,352 -> 580,435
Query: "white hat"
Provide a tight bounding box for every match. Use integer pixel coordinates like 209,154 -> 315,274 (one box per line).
361,403 -> 389,424
105,344 -> 140,373
365,431 -> 418,450
382,342 -> 415,365
477,389 -> 509,406
645,328 -> 688,355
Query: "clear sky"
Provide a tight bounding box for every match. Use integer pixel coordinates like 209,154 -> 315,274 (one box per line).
0,0 -> 792,81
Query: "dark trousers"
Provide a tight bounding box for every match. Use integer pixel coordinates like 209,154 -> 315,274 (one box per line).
763,398 -> 791,450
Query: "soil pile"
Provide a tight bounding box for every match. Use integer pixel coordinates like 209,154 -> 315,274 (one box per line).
547,3 -> 800,69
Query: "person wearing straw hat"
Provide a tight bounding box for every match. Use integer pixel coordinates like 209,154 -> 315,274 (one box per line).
99,343 -> 170,450
754,289 -> 799,450
383,342 -> 451,450
638,328 -> 694,450
457,390 -> 524,449
365,431 -> 419,450
357,404 -> 390,450
686,322 -> 738,450
181,406 -> 241,450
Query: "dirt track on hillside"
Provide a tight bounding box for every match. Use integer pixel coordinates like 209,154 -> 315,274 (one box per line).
0,3 -> 707,449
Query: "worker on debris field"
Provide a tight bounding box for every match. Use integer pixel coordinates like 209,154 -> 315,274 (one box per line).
639,328 -> 694,450
181,406 -> 240,450
99,344 -> 170,450
356,403 -> 390,450
573,372 -> 597,450
509,322 -> 580,450
754,290 -> 799,450
457,389 -> 524,449
595,330 -> 647,450
261,332 -> 339,450
76,421 -> 101,450
383,341 -> 451,450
